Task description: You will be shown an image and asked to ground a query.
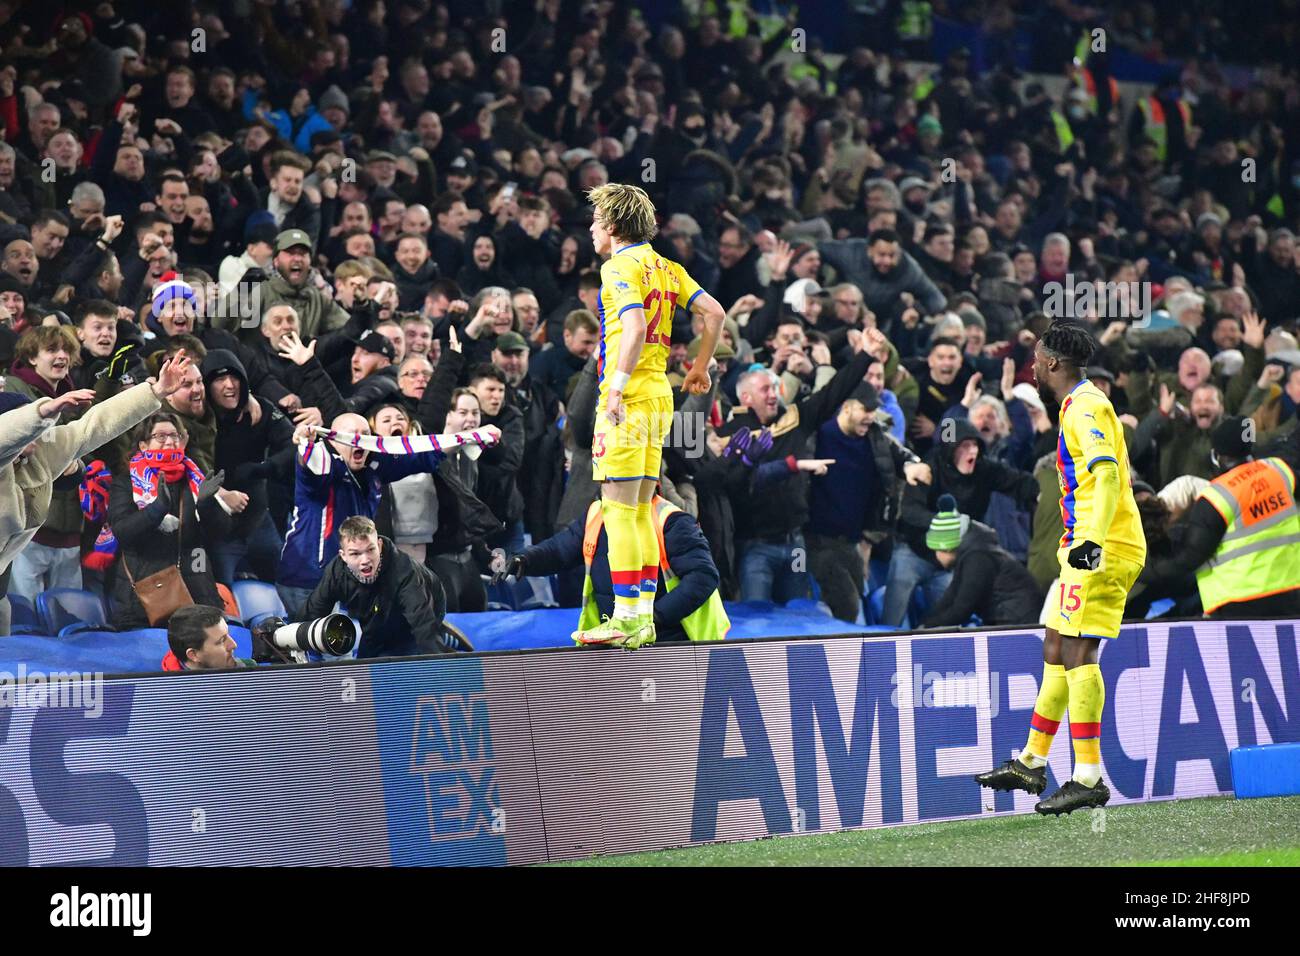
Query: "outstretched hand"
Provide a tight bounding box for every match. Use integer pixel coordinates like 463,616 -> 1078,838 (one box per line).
38,389 -> 97,420
150,349 -> 192,398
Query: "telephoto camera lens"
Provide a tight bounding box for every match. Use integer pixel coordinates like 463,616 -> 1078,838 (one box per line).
271,614 -> 359,657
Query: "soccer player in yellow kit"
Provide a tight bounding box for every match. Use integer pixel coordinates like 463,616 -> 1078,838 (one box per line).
573,183 -> 726,648
975,321 -> 1147,815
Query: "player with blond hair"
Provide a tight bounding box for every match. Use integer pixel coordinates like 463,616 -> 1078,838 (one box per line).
573,183 -> 726,648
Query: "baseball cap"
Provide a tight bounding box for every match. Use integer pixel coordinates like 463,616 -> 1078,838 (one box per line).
448,154 -> 479,178
1086,365 -> 1116,385
494,331 -> 529,353
275,229 -> 313,254
366,149 -> 398,164
926,494 -> 970,551
1011,382 -> 1047,415
355,331 -> 396,361
780,277 -> 821,306
851,381 -> 880,411
687,336 -> 735,362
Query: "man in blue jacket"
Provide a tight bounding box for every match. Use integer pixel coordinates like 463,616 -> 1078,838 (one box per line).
276,411 -> 498,618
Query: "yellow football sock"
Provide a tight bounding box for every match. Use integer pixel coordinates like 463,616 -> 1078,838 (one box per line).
603,498 -> 642,620
1066,663 -> 1105,786
636,501 -> 659,619
1021,663 -> 1069,769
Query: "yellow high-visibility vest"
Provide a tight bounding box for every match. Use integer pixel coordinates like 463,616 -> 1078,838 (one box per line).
1195,458 -> 1300,614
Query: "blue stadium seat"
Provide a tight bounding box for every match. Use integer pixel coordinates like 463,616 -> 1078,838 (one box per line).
484,575 -> 516,611
908,587 -> 930,628
866,559 -> 889,595
785,597 -> 833,618
6,594 -> 44,634
230,580 -> 287,625
37,589 -> 107,636
517,575 -> 558,610
866,587 -> 887,626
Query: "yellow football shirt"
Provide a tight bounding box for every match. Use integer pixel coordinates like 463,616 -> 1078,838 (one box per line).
597,241 -> 703,406
1057,379 -> 1147,566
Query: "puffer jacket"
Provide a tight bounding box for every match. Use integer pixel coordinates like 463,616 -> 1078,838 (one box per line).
921,521 -> 1044,628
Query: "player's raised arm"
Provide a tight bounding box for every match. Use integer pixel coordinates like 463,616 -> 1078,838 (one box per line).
682,290 -> 726,395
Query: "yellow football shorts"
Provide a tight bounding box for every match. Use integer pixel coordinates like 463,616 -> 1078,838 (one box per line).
1048,551 -> 1145,639
592,394 -> 673,483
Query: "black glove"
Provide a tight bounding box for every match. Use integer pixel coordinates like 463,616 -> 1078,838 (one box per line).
196,469 -> 225,503
1067,540 -> 1103,571
491,554 -> 526,586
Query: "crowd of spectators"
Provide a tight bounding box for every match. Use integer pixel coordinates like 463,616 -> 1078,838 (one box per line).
2,0 -> 1300,639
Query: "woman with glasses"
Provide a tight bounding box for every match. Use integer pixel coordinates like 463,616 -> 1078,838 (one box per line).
107,412 -> 231,630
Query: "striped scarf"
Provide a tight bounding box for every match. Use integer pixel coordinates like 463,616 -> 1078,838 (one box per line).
129,449 -> 205,507
308,426 -> 499,461
79,459 -> 118,571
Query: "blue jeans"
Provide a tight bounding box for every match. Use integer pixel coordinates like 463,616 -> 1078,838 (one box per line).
738,535 -> 810,603
882,541 -> 952,627
211,512 -> 284,586
276,584 -> 315,622
9,542 -> 81,604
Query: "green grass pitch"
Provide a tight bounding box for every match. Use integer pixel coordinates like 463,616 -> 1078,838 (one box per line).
547,796 -> 1300,867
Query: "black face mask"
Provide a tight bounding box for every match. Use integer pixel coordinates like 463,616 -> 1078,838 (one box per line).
683,126 -> 706,144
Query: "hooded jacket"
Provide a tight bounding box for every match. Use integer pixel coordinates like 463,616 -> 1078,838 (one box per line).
921,521 -> 1044,628
899,417 -> 1039,563
202,348 -> 295,538
303,535 -> 449,658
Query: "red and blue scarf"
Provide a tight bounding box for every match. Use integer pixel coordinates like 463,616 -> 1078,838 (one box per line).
79,459 -> 118,571
129,449 -> 205,507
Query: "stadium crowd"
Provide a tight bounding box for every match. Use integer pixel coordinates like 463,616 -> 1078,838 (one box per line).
2,0 -> 1300,647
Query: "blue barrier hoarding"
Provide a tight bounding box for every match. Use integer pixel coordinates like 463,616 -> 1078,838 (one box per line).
0,620 -> 1296,864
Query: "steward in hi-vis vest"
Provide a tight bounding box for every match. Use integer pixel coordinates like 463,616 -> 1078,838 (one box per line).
505,494 -> 729,642
1137,417 -> 1300,619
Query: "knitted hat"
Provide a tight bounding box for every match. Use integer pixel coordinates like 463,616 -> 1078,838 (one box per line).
151,271 -> 197,319
319,84 -> 350,116
1211,416 -> 1254,461
926,494 -> 970,551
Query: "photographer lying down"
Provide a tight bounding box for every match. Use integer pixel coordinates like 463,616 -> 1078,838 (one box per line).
302,516 -> 450,658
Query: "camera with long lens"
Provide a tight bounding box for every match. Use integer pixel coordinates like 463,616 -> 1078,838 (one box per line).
251,614 -> 358,664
